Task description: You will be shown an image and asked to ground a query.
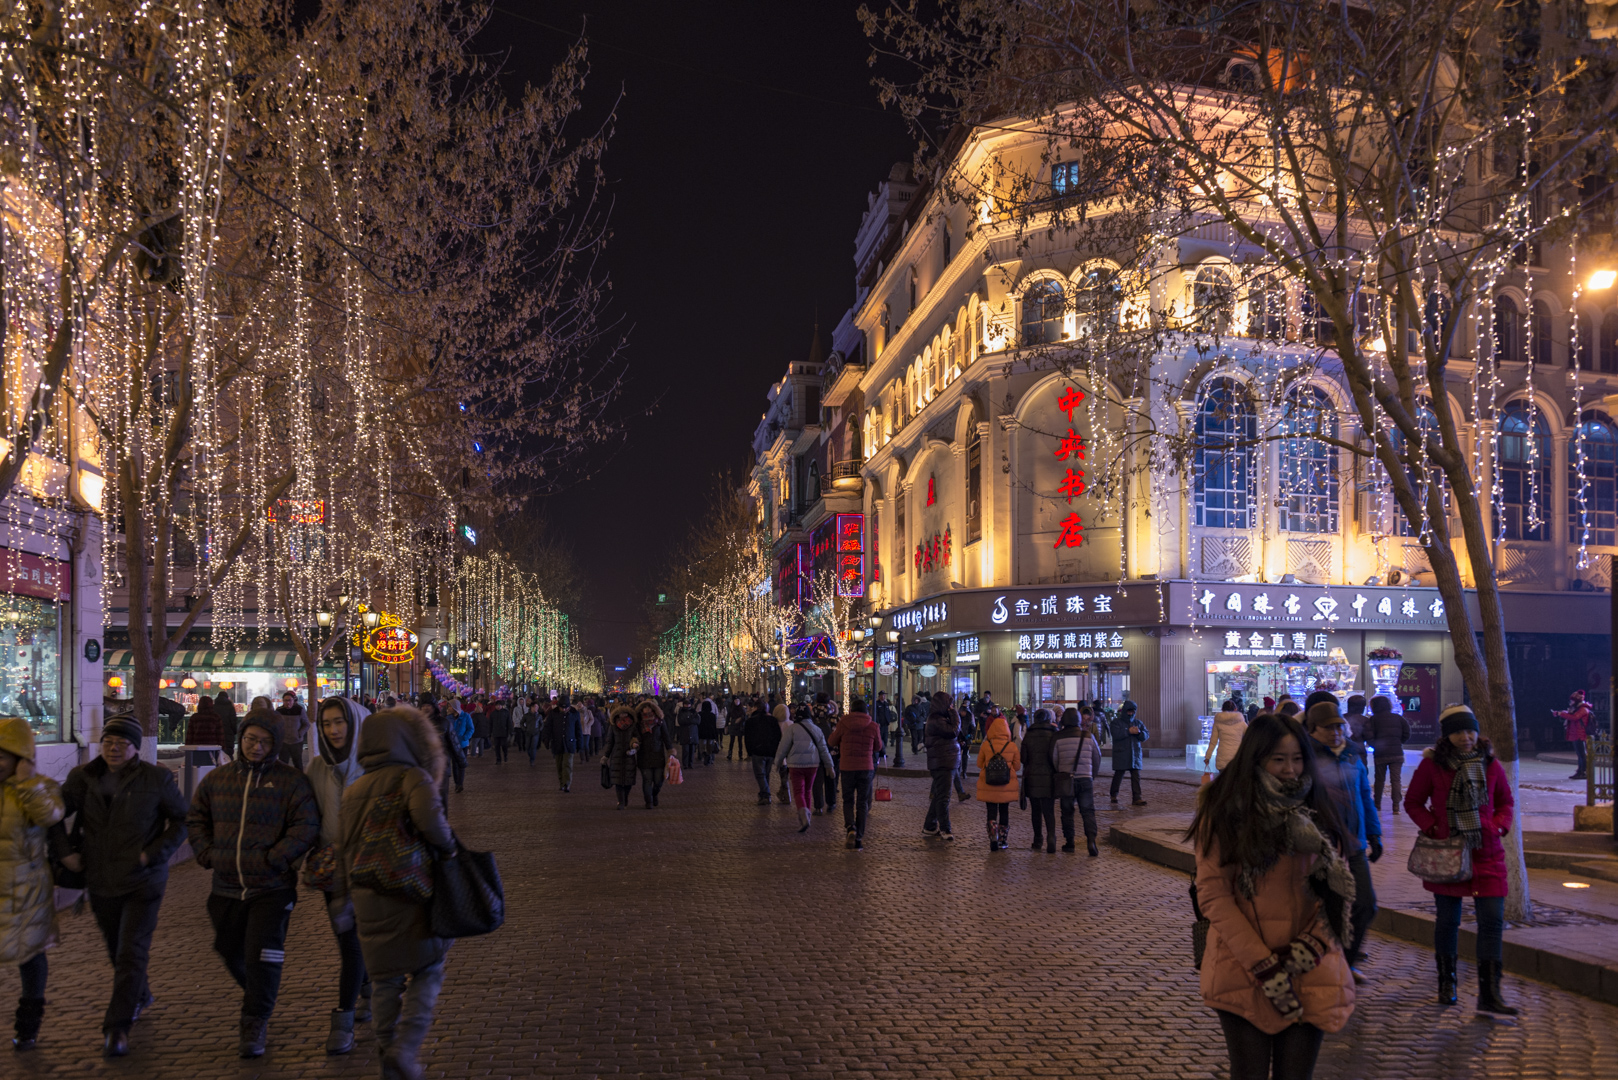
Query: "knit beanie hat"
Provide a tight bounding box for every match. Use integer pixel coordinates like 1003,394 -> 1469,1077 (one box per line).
1439,704 -> 1479,737
101,716 -> 144,749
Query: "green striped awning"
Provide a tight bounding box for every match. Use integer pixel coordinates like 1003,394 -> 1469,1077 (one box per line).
104,649 -> 338,671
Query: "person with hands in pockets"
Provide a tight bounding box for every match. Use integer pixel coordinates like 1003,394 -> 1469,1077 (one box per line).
1187,712 -> 1355,1080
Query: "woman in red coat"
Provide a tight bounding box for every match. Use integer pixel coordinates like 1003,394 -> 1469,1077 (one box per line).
1403,704 -> 1517,1015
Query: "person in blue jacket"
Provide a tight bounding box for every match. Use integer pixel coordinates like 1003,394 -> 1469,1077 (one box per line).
1108,701 -> 1148,806
1304,699 -> 1382,983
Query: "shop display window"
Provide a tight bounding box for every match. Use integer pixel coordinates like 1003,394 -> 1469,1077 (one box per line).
1015,662 -> 1130,713
0,596 -> 62,742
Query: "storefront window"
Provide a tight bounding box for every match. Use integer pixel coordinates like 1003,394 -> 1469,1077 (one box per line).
0,596 -> 63,743
1015,662 -> 1130,713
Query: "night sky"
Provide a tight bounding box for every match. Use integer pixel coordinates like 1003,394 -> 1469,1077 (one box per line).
477,2 -> 912,667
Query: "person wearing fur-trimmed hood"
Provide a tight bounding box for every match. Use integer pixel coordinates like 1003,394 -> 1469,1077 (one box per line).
335,707 -> 455,1080
603,704 -> 640,808
0,717 -> 65,1052
307,695 -> 372,1053
632,699 -> 674,809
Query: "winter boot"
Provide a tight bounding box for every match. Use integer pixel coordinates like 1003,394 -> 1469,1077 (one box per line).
12,997 -> 44,1051
355,981 -> 373,1023
1436,955 -> 1457,1005
987,821 -> 1000,851
326,1009 -> 355,1054
381,1046 -> 426,1080
1477,961 -> 1518,1016
239,1015 -> 268,1058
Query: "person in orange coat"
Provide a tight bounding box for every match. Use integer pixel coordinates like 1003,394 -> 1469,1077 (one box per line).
975,712 -> 1022,851
1187,712 -> 1355,1080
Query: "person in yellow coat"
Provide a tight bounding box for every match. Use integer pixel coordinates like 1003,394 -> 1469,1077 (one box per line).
975,711 -> 1022,851
0,717 -> 66,1051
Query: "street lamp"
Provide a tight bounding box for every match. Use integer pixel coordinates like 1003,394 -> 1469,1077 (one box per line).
886,630 -> 900,644
867,614 -> 883,630
316,609 -> 333,628
1591,269 -> 1617,291
364,609 -> 380,629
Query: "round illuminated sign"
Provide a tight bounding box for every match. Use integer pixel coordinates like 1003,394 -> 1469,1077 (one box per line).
917,664 -> 939,678
362,621 -> 418,664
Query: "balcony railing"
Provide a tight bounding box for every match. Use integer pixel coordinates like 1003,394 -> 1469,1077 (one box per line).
828,460 -> 864,490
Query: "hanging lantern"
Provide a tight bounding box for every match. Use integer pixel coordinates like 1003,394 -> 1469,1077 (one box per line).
285,677 -> 300,689
107,676 -> 123,688
181,676 -> 197,689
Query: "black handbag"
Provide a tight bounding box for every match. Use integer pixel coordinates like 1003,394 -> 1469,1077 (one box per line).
600,759 -> 612,789
429,838 -> 505,938
47,818 -> 86,890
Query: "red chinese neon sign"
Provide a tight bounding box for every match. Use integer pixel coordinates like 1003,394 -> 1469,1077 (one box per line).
836,513 -> 865,597
1053,386 -> 1086,547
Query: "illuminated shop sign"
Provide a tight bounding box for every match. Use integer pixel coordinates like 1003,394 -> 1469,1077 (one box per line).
1173,582 -> 1448,628
266,499 -> 327,525
955,636 -> 981,663
1220,631 -> 1332,659
0,549 -> 69,602
836,513 -> 865,597
353,611 -> 418,664
1015,631 -> 1128,661
893,600 -> 948,633
877,648 -> 896,676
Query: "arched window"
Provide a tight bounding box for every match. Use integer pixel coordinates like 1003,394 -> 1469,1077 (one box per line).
1498,403 -> 1549,540
1493,295 -> 1524,365
1389,403 -> 1446,537
1021,279 -> 1067,345
1570,415 -> 1618,547
1279,386 -> 1340,532
966,417 -> 983,542
1602,312 -> 1618,373
1532,300 -> 1555,366
1075,265 -> 1122,337
922,348 -> 936,401
1192,264 -> 1234,334
862,411 -> 876,460
1246,273 -> 1287,339
1574,309 -> 1596,369
1194,378 -> 1257,529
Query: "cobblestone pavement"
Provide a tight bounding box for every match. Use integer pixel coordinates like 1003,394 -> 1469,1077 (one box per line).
7,753 -> 1615,1079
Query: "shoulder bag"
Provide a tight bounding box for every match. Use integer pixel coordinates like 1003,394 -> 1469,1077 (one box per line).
1407,832 -> 1473,884
1190,881 -> 1210,970
348,780 -> 433,903
430,838 -> 505,938
600,758 -> 612,789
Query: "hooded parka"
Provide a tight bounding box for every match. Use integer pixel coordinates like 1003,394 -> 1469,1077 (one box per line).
1019,714 -> 1059,799
336,708 -> 455,980
975,716 -> 1023,803
0,718 -> 65,966
307,696 -> 371,849
603,705 -> 640,787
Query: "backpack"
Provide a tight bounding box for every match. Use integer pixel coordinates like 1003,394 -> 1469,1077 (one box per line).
983,737 -> 1013,786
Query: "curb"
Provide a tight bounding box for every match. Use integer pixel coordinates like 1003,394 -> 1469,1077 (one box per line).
1107,822 -> 1618,1007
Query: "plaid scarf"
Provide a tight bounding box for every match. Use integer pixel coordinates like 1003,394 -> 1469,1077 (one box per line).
1447,751 -> 1489,850
1238,770 -> 1357,947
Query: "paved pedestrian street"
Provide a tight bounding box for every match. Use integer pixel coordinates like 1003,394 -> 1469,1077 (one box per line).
12,754 -> 1617,1079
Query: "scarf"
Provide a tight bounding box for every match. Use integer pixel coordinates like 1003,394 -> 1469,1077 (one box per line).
1238,770 -> 1358,948
1447,751 -> 1489,850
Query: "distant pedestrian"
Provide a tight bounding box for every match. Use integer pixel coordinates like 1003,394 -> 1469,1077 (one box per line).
1108,701 -> 1149,806
976,712 -> 1021,851
1552,689 -> 1593,780
60,717 -> 188,1057
603,705 -> 639,808
1362,696 -> 1409,810
774,705 -> 835,834
487,699 -> 512,765
922,695 -> 960,840
1188,712 -> 1356,1080
521,698 -> 542,767
186,696 -> 225,755
0,717 -> 66,1052
336,707 -> 456,1080
633,701 -> 675,809
828,698 -> 881,849
275,691 -> 310,771
726,697 -> 747,761
676,697 -> 700,770
1050,707 -> 1101,855
742,702 -> 781,804
543,696 -> 582,792
186,711 -> 320,1058
1204,700 -> 1247,774
1304,701 -> 1381,984
1020,708 -> 1059,853
1404,705 -> 1518,1015
697,701 -> 719,766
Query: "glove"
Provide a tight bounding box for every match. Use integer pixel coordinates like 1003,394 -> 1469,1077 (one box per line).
1368,839 -> 1384,863
193,846 -> 213,870
1251,952 -> 1304,1022
1285,931 -> 1329,974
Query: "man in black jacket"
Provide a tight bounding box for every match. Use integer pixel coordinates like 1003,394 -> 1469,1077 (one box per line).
742,703 -> 782,805
60,717 -> 189,1058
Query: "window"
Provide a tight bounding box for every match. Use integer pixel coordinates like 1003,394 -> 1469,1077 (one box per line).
894,485 -> 907,580
1192,264 -> 1234,334
1300,290 -> 1335,345
966,419 -> 983,542
1533,300 -> 1555,366
1052,161 -> 1084,195
941,221 -> 952,264
908,266 -> 918,312
1279,386 -> 1340,533
1021,279 -> 1066,345
1194,378 -> 1257,529
1246,273 -> 1287,339
1389,404 -> 1446,537
1494,295 -> 1524,364
1498,403 -> 1549,540
1602,312 -> 1618,373
1570,415 -> 1618,547
1075,265 -> 1122,337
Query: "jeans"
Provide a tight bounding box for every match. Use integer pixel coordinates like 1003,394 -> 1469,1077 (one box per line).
953,756 -> 970,798
1029,796 -> 1055,847
89,882 -> 165,1030
728,729 -> 746,759
751,755 -> 774,796
910,727 -> 922,753
18,952 -> 46,998
1110,768 -> 1142,801
841,769 -> 875,837
1346,851 -> 1377,965
639,766 -> 664,806
1061,778 -> 1099,841
815,761 -> 838,812
1434,894 -> 1506,963
555,752 -> 574,788
321,892 -> 369,1012
1575,739 -> 1588,775
526,733 -> 539,764
449,753 -> 465,790
373,958 -> 446,1068
206,888 -> 296,1019
493,736 -> 509,763
924,768 -> 954,833
614,784 -> 634,807
682,741 -> 696,768
1373,758 -> 1402,810
1215,1010 -> 1324,1080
